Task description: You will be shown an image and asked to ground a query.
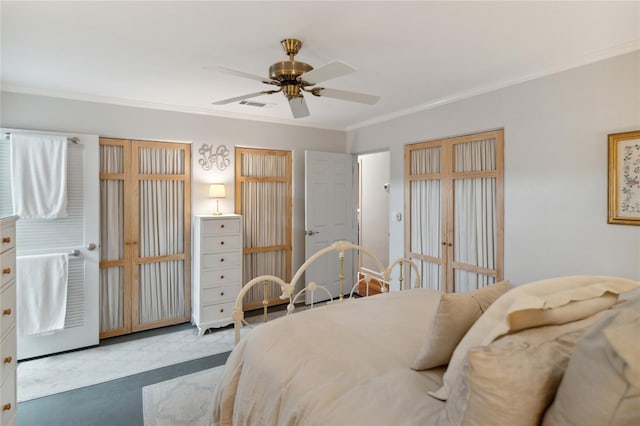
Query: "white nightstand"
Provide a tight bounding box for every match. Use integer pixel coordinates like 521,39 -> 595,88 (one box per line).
192,214 -> 243,336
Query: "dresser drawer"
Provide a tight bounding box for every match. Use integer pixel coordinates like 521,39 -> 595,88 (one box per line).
0,249 -> 15,289
0,225 -> 15,254
201,300 -> 235,323
0,368 -> 15,425
202,252 -> 242,269
0,284 -> 16,339
0,328 -> 15,388
201,235 -> 242,253
200,268 -> 242,289
202,283 -> 238,305
201,218 -> 240,235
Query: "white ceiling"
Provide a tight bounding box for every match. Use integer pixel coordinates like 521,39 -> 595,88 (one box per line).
1,1 -> 638,131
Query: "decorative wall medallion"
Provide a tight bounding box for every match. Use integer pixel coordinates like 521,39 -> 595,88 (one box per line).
198,144 -> 230,171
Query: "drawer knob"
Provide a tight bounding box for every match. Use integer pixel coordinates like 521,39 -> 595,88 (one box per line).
220,308 -> 224,313
220,241 -> 225,245
2,403 -> 10,411
220,224 -> 225,229
220,291 -> 224,296
2,309 -> 11,316
220,258 -> 224,262
1,237 -> 10,244
1,268 -> 10,275
3,356 -> 11,364
220,275 -> 224,280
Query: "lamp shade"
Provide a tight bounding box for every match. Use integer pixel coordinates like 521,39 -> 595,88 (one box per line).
208,183 -> 226,198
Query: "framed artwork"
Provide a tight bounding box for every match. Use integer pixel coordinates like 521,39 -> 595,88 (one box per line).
608,130 -> 640,225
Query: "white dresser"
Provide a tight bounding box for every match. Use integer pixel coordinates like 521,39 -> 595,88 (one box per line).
0,216 -> 17,425
192,214 -> 243,336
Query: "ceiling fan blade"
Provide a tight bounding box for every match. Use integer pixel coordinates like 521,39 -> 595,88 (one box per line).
302,61 -> 355,85
315,87 -> 380,105
288,96 -> 310,119
212,91 -> 271,105
207,66 -> 275,85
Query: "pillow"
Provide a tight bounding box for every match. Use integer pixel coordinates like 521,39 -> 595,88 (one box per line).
437,311 -> 609,426
412,280 -> 511,370
429,275 -> 640,401
543,297 -> 640,426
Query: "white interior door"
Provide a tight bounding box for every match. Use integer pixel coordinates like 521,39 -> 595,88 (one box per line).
0,128 -> 100,359
304,151 -> 356,303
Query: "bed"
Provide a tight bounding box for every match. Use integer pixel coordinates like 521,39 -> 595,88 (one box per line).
213,242 -> 640,426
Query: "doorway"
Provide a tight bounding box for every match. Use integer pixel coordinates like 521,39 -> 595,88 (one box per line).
357,151 -> 390,277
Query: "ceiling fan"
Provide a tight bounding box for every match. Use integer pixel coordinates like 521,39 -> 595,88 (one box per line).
211,38 -> 380,118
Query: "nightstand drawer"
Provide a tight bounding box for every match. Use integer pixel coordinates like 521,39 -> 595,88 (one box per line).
0,225 -> 15,254
201,218 -> 240,235
202,284 -> 238,305
200,268 -> 241,288
0,284 -> 16,339
0,369 -> 15,425
201,301 -> 235,322
201,235 -> 242,253
0,328 -> 16,385
0,249 -> 15,289
202,252 -> 241,269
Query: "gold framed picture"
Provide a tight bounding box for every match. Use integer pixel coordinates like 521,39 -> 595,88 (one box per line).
608,130 -> 640,225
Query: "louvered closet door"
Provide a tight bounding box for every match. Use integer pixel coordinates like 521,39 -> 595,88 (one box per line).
0,128 -> 100,359
99,138 -> 191,338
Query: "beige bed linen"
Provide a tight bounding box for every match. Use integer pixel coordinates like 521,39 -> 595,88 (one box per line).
213,289 -> 445,426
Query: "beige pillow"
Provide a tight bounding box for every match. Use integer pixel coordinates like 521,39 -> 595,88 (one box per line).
438,312 -> 608,426
430,275 -> 640,401
412,280 -> 511,370
543,297 -> 640,426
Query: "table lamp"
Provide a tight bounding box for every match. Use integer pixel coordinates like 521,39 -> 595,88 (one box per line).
208,183 -> 226,215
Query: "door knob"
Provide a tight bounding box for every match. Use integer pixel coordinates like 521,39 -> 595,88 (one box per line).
305,230 -> 319,236
87,243 -> 97,250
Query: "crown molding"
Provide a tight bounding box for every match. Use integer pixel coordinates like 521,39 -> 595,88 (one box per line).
0,84 -> 346,132
346,40 -> 640,132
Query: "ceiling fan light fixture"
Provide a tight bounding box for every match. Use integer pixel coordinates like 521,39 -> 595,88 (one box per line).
284,84 -> 302,100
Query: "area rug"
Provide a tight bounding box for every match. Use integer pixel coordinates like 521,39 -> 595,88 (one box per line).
142,366 -> 224,426
18,305 -> 304,402
18,324 -> 245,402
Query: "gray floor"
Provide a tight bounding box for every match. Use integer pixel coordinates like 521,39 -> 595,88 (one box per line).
18,348 -> 230,426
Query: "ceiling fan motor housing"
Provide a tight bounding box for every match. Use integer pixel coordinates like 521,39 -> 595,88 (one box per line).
269,61 -> 313,82
270,38 -> 313,99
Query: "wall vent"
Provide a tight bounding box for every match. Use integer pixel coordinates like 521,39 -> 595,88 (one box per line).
239,100 -> 274,108
239,100 -> 266,107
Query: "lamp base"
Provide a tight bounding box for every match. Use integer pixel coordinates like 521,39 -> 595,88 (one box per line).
213,199 -> 223,215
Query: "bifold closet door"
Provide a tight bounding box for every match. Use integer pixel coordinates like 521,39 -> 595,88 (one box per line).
406,142 -> 445,291
405,130 -> 503,293
235,148 -> 292,310
99,138 -> 191,338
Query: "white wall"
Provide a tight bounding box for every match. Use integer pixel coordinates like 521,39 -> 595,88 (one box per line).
0,92 -> 346,272
348,52 -> 640,285
359,151 -> 389,269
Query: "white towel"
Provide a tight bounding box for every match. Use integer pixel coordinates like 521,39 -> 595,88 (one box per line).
10,133 -> 68,219
16,253 -> 68,336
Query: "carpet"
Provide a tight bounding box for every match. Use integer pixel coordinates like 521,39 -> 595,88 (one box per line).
142,365 -> 225,426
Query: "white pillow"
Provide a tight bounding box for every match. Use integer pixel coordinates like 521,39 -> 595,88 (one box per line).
543,297 -> 640,426
429,275 -> 640,401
